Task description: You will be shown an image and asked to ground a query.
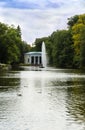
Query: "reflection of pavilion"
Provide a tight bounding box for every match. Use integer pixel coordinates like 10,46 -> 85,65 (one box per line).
24,52 -> 42,66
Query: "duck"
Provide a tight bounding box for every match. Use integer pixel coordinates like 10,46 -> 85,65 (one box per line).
17,93 -> 22,96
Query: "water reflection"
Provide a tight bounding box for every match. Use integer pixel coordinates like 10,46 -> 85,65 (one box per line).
0,78 -> 20,87
0,67 -> 85,130
20,70 -> 67,130
66,84 -> 85,122
0,71 -> 20,90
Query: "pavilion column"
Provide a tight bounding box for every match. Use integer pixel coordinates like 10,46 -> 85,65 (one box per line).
30,56 -> 32,64
34,56 -> 36,65
37,56 -> 39,65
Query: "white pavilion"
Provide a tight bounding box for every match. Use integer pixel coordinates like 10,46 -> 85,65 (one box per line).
24,52 -> 42,66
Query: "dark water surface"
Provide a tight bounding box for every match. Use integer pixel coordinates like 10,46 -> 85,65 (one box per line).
0,67 -> 85,130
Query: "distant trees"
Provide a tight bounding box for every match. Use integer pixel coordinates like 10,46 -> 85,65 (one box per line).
34,30 -> 74,68
33,13 -> 85,69
51,30 -> 74,68
0,22 -> 30,64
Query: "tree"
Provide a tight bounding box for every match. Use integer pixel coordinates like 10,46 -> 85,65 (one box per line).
51,30 -> 74,68
4,26 -> 21,64
72,14 -> 85,68
17,25 -> 22,38
19,41 -> 31,63
67,15 -> 79,28
0,22 -> 30,64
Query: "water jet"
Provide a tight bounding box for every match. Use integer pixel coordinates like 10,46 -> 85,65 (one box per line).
41,41 -> 47,68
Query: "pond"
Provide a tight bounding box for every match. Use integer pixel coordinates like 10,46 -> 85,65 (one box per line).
0,66 -> 85,130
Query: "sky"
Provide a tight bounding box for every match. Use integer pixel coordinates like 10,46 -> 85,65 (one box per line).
0,0 -> 85,44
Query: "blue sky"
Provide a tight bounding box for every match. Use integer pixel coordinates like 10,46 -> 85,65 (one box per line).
0,0 -> 85,44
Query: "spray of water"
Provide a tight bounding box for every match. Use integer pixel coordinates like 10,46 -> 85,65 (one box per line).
42,41 -> 47,68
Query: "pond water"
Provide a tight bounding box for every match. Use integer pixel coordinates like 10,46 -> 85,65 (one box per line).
0,66 -> 85,130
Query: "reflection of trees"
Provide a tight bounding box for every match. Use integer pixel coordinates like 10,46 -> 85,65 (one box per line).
0,70 -> 7,76
51,77 -> 85,122
51,78 -> 85,87
0,78 -> 20,88
66,78 -> 85,123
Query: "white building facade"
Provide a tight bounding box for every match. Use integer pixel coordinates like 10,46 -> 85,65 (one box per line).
24,52 -> 42,66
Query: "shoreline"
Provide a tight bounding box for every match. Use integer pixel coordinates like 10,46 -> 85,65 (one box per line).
0,63 -> 11,71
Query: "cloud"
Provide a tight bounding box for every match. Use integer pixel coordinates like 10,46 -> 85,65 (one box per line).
0,8 -> 66,43
0,0 -> 85,44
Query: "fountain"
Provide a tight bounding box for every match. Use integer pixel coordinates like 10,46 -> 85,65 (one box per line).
41,41 -> 47,68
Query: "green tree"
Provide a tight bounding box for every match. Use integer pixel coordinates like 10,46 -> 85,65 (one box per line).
17,25 -> 22,38
67,15 -> 79,28
51,30 -> 74,68
19,41 -> 31,63
0,22 -> 8,63
0,22 -> 30,64
72,14 -> 85,68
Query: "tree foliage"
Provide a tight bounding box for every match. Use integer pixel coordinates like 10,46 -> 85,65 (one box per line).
67,15 -> 79,28
72,14 -> 85,68
51,30 -> 74,68
0,22 -> 30,64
